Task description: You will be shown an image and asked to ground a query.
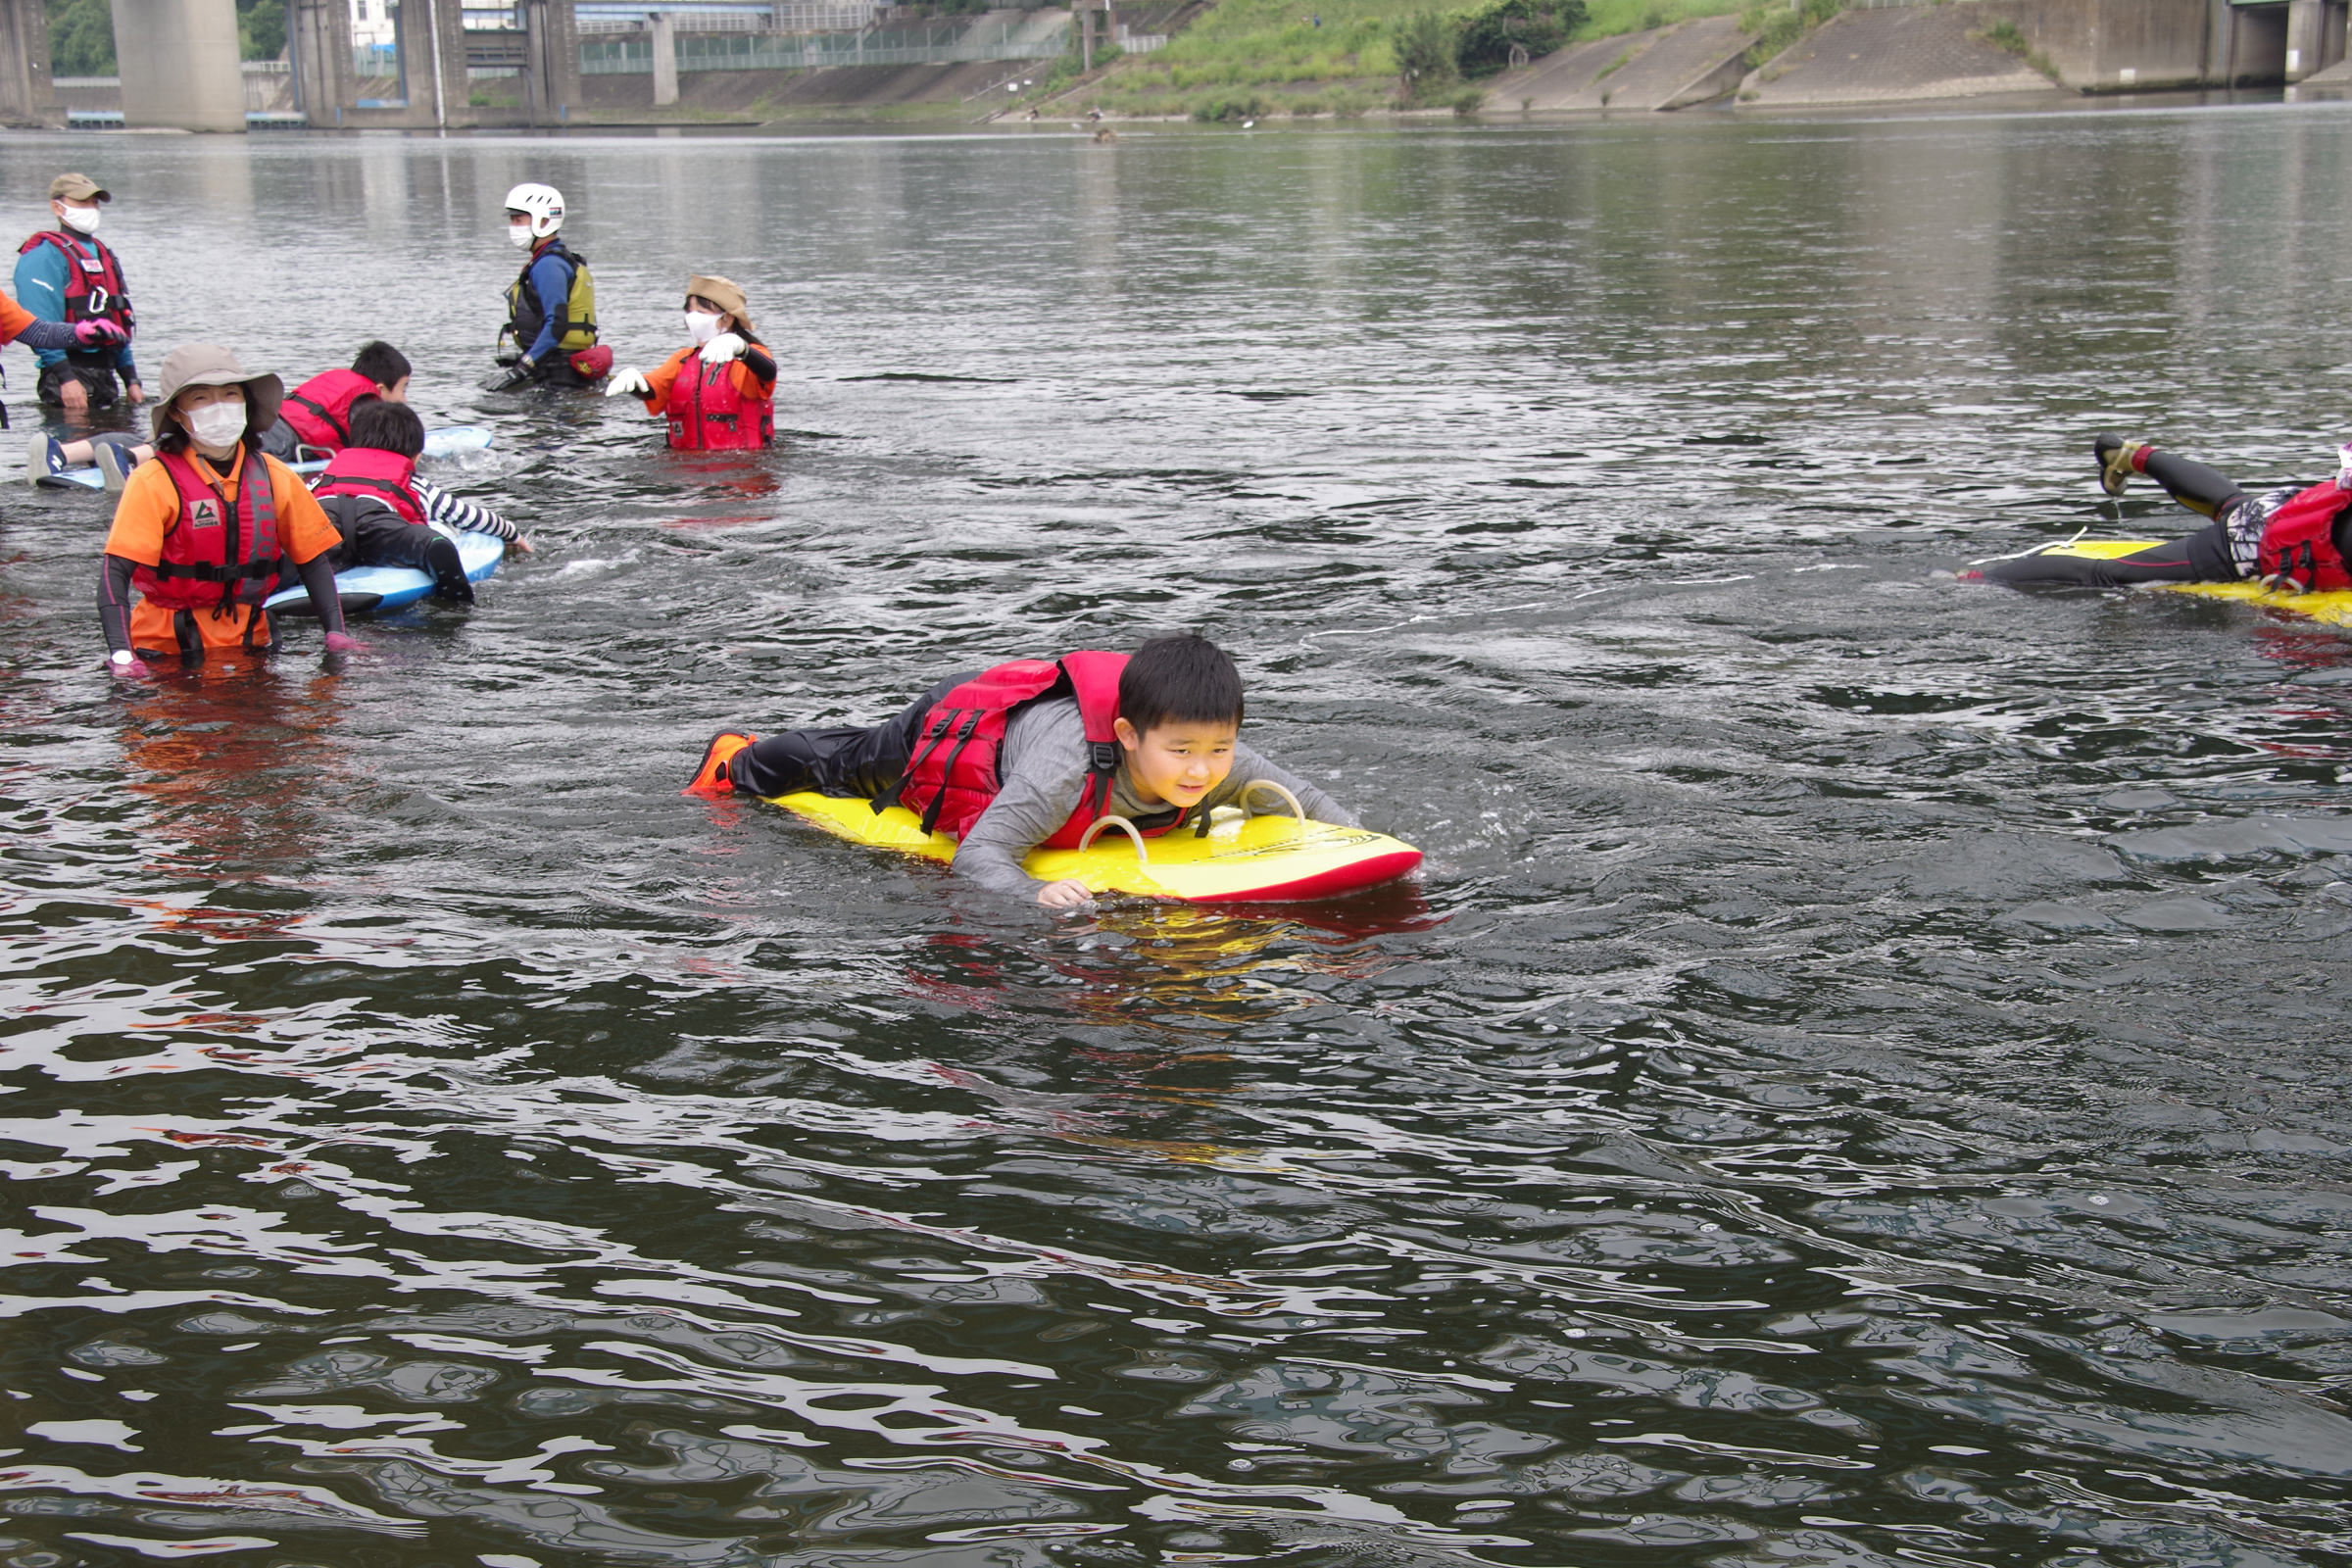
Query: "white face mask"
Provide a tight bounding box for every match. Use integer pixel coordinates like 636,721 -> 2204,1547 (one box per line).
508,222 -> 535,249
686,311 -> 722,345
58,204 -> 100,235
184,400 -> 247,450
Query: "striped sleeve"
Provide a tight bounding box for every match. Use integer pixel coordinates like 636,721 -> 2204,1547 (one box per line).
413,476 -> 518,541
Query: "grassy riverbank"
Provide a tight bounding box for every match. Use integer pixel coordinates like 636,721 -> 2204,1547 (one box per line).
1073,0 -> 1746,120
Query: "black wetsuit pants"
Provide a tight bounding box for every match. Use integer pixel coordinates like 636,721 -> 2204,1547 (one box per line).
1985,451 -> 2244,587
280,505 -> 475,606
727,673 -> 972,800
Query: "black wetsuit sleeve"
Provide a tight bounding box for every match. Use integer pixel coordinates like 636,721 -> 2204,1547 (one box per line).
293,551 -> 350,637
741,345 -> 777,381
15,318 -> 79,353
99,553 -> 137,655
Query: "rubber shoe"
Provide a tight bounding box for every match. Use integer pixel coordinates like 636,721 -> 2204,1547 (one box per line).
683,731 -> 756,798
95,440 -> 136,493
2093,432 -> 2143,498
24,431 -> 64,487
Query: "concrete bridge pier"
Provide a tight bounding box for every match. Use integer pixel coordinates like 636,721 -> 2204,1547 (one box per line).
2284,0 -> 2348,79
0,0 -> 60,126
111,0 -> 248,129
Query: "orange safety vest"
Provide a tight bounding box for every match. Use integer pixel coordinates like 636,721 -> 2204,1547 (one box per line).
2256,479 -> 2352,593
133,451 -> 282,613
666,350 -> 774,452
281,368 -> 379,451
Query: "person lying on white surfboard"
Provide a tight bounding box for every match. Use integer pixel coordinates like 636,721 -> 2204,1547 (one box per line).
685,633 -> 1359,907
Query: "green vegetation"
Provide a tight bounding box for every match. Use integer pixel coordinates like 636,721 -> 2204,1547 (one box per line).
46,0 -> 114,74
1971,18 -> 2059,80
1065,0 -> 1761,120
1738,0 -> 1841,69
47,0 -> 282,71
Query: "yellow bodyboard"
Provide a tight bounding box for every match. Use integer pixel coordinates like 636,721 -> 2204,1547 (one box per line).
2034,540 -> 2352,628
763,792 -> 1423,903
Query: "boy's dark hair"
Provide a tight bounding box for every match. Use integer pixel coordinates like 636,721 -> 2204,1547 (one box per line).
349,398 -> 426,459
1117,633 -> 1245,734
351,340 -> 411,389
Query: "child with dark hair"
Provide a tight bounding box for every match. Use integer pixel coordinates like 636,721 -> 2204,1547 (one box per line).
260,339 -> 414,462
305,400 -> 529,604
684,633 -> 1356,906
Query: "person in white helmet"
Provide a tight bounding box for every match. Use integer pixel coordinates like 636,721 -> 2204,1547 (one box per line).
484,183 -> 607,391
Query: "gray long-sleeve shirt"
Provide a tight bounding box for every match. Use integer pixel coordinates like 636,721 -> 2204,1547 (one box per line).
955,695 -> 1356,898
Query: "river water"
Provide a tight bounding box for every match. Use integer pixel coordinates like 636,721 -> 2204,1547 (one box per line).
4,101 -> 2351,1568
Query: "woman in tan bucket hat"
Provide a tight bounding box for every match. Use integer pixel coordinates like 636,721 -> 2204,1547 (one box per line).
95,345 -> 361,675
604,274 -> 776,453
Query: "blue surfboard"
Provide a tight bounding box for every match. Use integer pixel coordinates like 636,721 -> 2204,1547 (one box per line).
265,528 -> 506,618
34,425 -> 494,491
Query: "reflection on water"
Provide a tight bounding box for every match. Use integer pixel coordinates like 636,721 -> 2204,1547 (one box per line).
5,105 -> 2352,1566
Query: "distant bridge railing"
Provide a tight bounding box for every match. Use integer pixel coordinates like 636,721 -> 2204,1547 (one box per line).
580,14 -> 1072,71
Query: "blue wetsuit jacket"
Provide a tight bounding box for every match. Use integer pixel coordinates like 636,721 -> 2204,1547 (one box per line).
11,231 -> 139,380
522,248 -> 573,365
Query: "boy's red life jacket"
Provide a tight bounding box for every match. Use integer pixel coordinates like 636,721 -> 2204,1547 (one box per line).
311,447 -> 425,528
280,368 -> 379,451
666,350 -> 774,452
16,229 -> 133,361
881,651 -> 1167,846
2257,479 -> 2352,593
133,451 -> 282,612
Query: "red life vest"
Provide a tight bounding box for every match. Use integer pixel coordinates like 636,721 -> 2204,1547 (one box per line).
16,229 -> 133,359
886,652 -> 1172,846
2256,479 -> 2352,593
280,368 -> 379,452
312,447 -> 425,528
665,350 -> 774,452
133,451 -> 282,612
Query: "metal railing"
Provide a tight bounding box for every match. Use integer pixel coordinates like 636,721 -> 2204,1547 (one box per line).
580,13 -> 1071,71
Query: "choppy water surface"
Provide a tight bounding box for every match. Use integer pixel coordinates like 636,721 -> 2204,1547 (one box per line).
5,104 -> 2352,1568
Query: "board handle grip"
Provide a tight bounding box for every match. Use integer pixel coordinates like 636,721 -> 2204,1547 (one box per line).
1077,814 -> 1151,865
1237,780 -> 1305,840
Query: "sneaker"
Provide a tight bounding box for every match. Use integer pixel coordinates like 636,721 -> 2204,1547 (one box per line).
24,431 -> 64,487
94,439 -> 137,493
2093,432 -> 2143,498
683,731 -> 756,798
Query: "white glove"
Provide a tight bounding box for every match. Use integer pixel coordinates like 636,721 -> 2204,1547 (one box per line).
699,332 -> 746,366
605,368 -> 652,398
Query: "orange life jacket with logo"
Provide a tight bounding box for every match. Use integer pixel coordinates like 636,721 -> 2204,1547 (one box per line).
133,451 -> 282,612
2256,479 -> 2352,593
666,349 -> 774,452
280,368 -> 379,452
881,652 -> 1170,845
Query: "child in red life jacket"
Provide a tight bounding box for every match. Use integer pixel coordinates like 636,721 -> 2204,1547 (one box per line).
685,634 -> 1357,907
34,341 -> 414,492
305,400 -> 530,605
259,339 -> 413,462
1974,434 -> 2352,592
604,274 -> 775,452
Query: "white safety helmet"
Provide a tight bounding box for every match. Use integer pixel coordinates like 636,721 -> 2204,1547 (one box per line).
503,182 -> 565,239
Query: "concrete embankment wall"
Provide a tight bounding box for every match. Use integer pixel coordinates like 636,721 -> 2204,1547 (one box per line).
1734,0 -> 2303,112
1737,5 -> 2060,110
1485,14 -> 1756,112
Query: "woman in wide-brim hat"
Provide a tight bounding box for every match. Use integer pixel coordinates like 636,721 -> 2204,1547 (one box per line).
603,273 -> 777,453
95,344 -> 361,675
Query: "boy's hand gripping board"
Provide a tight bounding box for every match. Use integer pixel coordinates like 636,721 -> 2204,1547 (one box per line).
2034,539 -> 2352,627
764,788 -> 1424,903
